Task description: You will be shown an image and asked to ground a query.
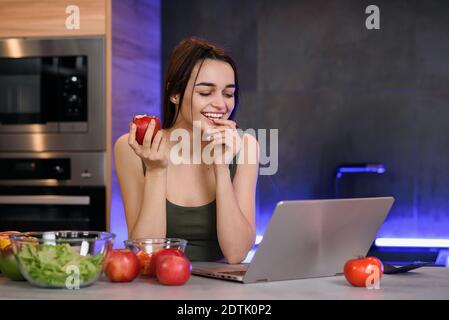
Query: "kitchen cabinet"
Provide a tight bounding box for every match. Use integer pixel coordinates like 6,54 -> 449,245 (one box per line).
0,0 -> 107,37
0,0 -> 112,231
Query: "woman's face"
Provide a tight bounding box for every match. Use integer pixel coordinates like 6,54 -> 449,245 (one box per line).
174,58 -> 236,132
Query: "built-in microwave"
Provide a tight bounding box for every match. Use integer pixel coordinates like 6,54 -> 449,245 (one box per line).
0,55 -> 87,129
0,37 -> 105,152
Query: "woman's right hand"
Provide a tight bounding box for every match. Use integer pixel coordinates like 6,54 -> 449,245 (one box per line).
128,118 -> 168,172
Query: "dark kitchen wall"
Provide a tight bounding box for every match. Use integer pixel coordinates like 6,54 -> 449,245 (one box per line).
162,0 -> 449,239
111,0 -> 161,247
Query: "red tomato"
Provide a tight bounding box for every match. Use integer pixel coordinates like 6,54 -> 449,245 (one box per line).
344,256 -> 384,287
136,251 -> 152,276
104,249 -> 140,282
133,115 -> 160,145
365,256 -> 384,273
156,255 -> 191,286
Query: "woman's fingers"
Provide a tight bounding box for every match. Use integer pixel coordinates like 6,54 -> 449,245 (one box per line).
209,132 -> 242,160
212,118 -> 237,129
210,135 -> 236,152
142,119 -> 157,146
127,123 -> 135,144
151,130 -> 164,155
157,134 -> 169,164
205,128 -> 237,141
127,119 -> 168,169
210,135 -> 237,147
128,123 -> 142,154
205,119 -> 237,139
209,133 -> 225,142
158,133 -> 167,153
208,131 -> 240,144
210,138 -> 236,164
141,120 -> 158,157
206,127 -> 232,135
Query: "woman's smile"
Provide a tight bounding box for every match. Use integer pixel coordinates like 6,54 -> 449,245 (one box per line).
200,111 -> 225,124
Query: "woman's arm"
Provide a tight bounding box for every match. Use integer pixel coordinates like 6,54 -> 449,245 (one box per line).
214,133 -> 259,264
130,168 -> 167,239
114,124 -> 168,239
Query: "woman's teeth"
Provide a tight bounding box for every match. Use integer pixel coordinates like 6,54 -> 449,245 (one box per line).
202,112 -> 223,120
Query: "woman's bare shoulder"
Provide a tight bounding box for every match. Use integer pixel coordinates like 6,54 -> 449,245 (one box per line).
114,133 -> 142,171
114,133 -> 130,157
114,132 -> 129,147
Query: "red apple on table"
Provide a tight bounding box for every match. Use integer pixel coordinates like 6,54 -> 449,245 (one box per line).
149,248 -> 185,277
104,249 -> 140,282
133,115 -> 160,145
156,255 -> 192,286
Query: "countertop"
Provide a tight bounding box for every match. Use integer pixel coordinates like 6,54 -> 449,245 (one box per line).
1,263 -> 449,300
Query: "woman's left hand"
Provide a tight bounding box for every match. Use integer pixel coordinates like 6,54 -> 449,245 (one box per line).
206,119 -> 242,166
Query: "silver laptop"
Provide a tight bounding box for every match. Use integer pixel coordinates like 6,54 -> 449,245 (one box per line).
192,197 -> 394,283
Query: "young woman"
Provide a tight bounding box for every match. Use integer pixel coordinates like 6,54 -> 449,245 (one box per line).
114,37 -> 259,264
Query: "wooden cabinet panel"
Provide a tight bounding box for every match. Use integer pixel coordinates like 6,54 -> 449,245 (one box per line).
0,0 -> 106,37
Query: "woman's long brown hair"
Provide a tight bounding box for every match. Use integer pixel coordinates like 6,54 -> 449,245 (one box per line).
162,37 -> 239,129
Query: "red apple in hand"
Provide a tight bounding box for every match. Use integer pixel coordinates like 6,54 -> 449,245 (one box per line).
156,255 -> 192,286
133,115 -> 161,145
104,249 -> 140,282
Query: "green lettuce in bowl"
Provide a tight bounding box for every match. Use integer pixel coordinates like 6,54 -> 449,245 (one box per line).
10,231 -> 115,289
17,244 -> 103,287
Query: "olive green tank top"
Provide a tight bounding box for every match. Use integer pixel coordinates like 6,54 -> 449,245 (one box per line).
142,155 -> 239,262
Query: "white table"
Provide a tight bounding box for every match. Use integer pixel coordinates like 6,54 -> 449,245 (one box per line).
1,263 -> 449,300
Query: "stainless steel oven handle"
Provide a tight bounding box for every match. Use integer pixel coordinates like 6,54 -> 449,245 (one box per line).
0,195 -> 90,205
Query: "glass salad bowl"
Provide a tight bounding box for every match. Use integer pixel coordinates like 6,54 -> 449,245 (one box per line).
9,231 -> 115,289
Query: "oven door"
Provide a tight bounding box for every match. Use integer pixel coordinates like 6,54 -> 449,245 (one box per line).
0,186 -> 105,232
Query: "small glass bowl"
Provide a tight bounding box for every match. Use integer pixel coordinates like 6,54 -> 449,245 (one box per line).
0,231 -> 24,281
124,238 -> 187,276
9,231 -> 115,289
